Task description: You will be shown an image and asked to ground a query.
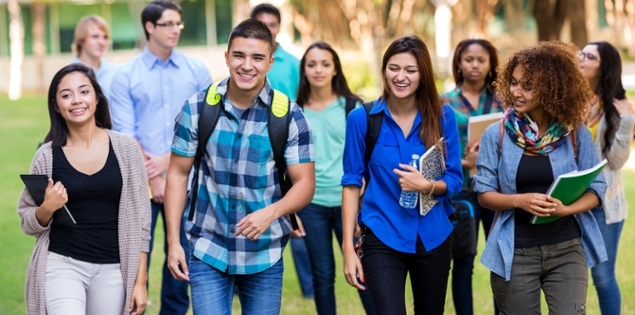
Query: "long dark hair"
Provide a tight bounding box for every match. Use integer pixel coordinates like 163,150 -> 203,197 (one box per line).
297,41 -> 361,106
381,35 -> 442,148
589,41 -> 626,154
45,63 -> 112,148
451,38 -> 498,87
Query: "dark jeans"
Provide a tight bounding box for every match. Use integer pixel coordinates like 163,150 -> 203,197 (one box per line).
450,190 -> 500,315
490,238 -> 588,315
361,228 -> 451,315
149,201 -> 191,315
297,203 -> 375,315
290,236 -> 314,297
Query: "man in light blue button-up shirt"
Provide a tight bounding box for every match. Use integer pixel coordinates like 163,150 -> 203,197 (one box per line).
109,1 -> 211,314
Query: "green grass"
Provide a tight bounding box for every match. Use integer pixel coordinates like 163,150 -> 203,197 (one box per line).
1,95 -> 634,314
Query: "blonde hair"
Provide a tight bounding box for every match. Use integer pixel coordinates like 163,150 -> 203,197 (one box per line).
72,15 -> 110,56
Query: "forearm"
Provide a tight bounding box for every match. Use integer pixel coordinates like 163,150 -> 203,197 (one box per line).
556,192 -> 600,216
478,191 -> 521,211
270,176 -> 315,219
164,169 -> 189,245
35,205 -> 56,227
341,186 -> 360,252
134,252 -> 148,286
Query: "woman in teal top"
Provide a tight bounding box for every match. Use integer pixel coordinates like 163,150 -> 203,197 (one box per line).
440,38 -> 501,315
295,41 -> 375,315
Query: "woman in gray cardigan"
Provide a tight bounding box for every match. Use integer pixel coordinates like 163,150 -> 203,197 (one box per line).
17,63 -> 151,315
579,41 -> 635,315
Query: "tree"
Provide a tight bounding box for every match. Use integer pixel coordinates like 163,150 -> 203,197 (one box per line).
32,2 -> 46,94
533,0 -> 570,41
569,0 -> 588,48
8,0 -> 23,100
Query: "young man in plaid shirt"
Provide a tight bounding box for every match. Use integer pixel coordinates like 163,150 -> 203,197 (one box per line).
163,19 -> 315,314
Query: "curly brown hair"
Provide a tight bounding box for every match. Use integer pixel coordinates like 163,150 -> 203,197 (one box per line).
495,41 -> 593,128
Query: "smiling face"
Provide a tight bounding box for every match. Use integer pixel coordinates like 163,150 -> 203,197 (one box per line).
579,44 -> 601,81
458,43 -> 490,84
304,48 -> 336,90
80,22 -> 108,60
510,64 -> 543,118
146,9 -> 182,50
384,52 -> 420,101
55,72 -> 98,126
225,36 -> 273,95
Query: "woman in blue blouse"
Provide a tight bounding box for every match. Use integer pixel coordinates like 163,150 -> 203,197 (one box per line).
341,35 -> 463,315
473,41 -> 607,314
295,41 -> 375,315
441,38 -> 501,315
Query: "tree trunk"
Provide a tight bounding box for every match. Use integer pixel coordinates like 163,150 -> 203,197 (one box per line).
569,0 -> 588,48
533,0 -> 570,41
8,0 -> 23,100
32,2 -> 46,94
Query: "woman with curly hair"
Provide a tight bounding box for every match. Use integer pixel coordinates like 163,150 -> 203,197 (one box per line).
579,41 -> 635,315
473,41 -> 608,314
441,38 -> 501,315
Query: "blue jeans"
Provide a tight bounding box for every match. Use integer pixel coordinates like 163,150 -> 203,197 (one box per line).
188,255 -> 284,315
149,201 -> 191,315
590,206 -> 624,315
290,236 -> 314,297
297,203 -> 375,315
361,227 -> 452,315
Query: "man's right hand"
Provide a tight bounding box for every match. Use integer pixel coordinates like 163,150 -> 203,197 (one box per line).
149,176 -> 166,204
167,243 -> 190,281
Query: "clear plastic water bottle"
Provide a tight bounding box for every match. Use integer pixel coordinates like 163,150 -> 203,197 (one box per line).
399,154 -> 420,209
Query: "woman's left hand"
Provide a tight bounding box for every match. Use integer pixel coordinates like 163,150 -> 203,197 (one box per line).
547,196 -> 570,217
393,164 -> 427,192
614,98 -> 635,117
129,282 -> 148,315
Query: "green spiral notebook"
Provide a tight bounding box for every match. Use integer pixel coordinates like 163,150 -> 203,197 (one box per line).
530,159 -> 607,224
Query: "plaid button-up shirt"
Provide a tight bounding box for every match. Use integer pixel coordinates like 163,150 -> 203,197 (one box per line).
441,85 -> 502,186
171,77 -> 314,274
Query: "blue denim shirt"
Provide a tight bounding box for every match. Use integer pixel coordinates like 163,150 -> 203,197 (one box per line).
341,98 -> 463,252
473,122 -> 608,281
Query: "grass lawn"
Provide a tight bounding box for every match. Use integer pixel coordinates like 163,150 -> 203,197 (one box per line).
1,95 -> 634,314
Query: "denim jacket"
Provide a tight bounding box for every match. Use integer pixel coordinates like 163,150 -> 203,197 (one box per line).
473,122 -> 608,281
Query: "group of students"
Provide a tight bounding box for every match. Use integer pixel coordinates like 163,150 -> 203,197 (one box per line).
16,1 -> 634,315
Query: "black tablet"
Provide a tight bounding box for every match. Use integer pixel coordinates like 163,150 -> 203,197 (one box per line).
20,174 -> 76,225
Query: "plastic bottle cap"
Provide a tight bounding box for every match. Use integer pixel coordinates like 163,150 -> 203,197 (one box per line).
411,154 -> 420,159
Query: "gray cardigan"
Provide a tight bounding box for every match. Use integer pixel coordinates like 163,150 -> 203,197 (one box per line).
17,130 -> 151,315
593,113 -> 635,224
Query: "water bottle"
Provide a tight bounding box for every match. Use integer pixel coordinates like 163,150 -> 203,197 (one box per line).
399,154 -> 420,209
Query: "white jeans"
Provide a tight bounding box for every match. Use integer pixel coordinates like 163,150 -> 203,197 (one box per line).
45,252 -> 125,315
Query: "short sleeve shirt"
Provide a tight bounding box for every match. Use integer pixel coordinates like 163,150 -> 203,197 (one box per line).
171,77 -> 314,274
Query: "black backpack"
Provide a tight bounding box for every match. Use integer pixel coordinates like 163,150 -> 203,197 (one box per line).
190,83 -> 362,230
190,82 -> 298,228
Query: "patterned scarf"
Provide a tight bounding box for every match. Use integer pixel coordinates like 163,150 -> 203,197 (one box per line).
503,108 -> 571,155
586,95 -> 603,141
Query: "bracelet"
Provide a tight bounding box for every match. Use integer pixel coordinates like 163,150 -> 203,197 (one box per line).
427,180 -> 436,198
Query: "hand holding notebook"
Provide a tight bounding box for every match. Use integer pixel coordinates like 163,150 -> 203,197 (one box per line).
20,174 -> 76,226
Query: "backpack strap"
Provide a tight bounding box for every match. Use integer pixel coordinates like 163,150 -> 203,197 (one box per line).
268,90 -> 299,230
364,101 -> 383,164
498,119 -> 504,160
189,81 -> 222,221
571,129 -> 578,163
345,97 -> 357,117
